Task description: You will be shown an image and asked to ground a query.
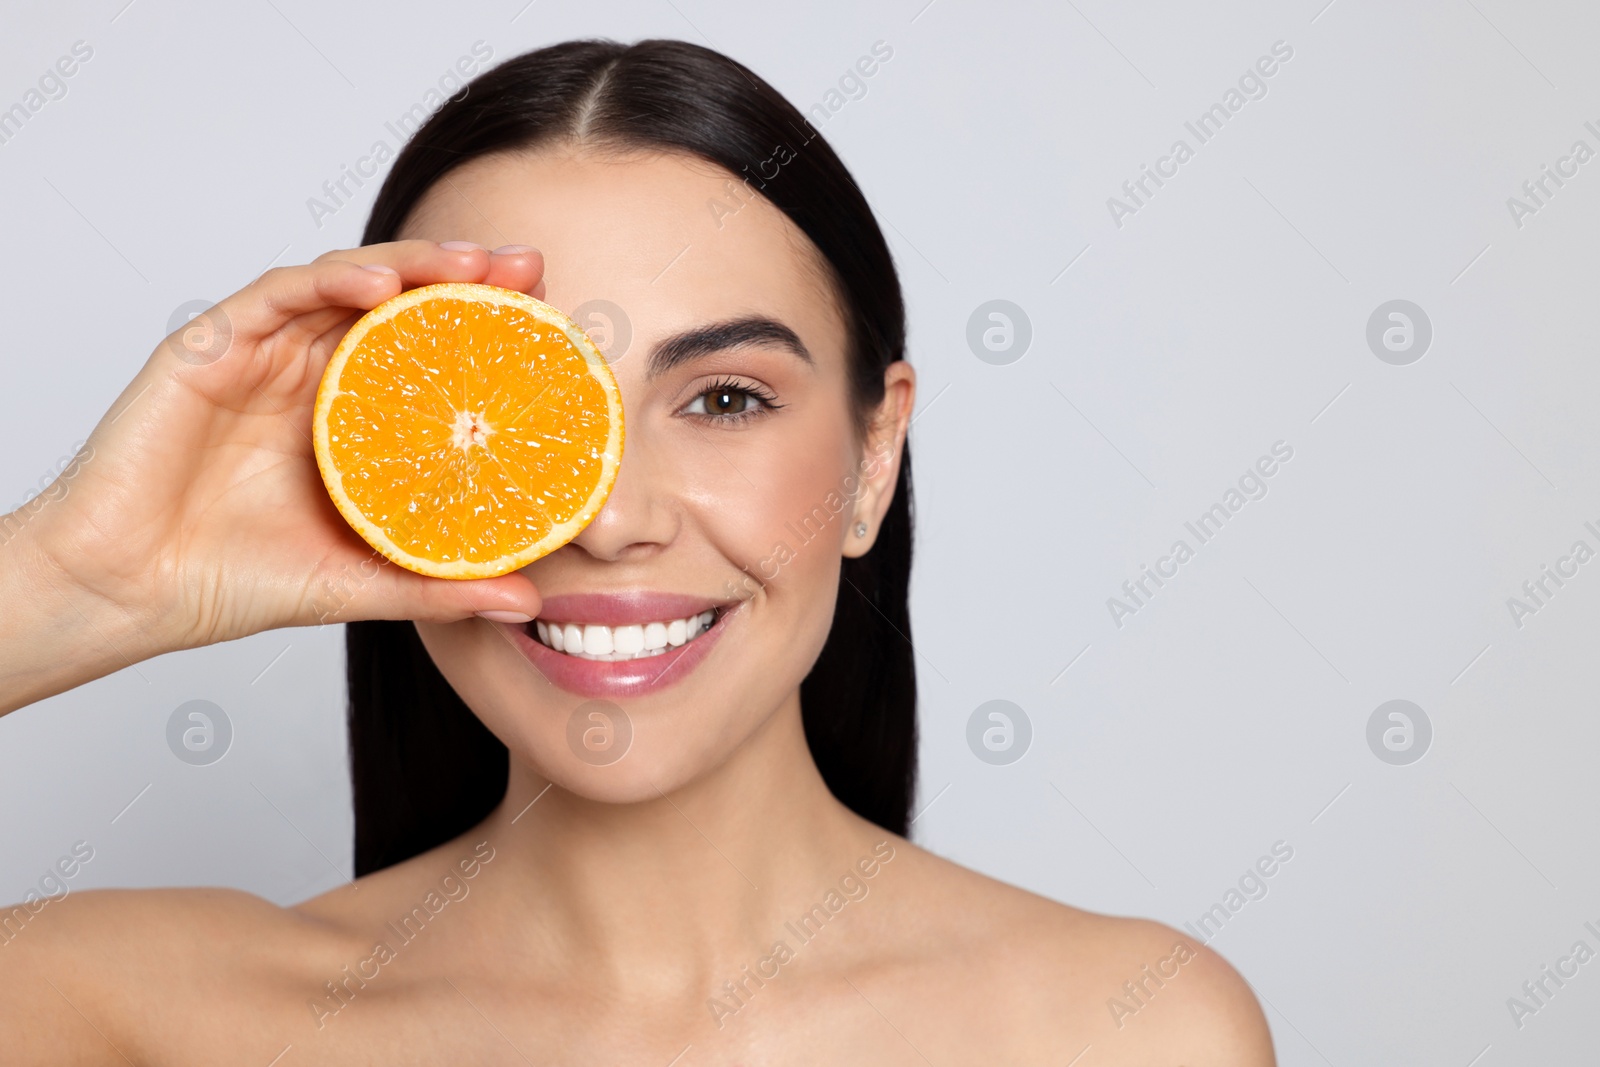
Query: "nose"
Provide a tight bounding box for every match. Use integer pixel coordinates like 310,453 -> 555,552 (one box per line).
566,422 -> 678,562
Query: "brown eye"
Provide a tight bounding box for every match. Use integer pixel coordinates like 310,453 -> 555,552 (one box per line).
681,380 -> 778,421
704,387 -> 749,415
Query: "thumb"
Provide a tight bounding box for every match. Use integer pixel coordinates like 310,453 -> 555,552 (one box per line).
380,568 -> 542,624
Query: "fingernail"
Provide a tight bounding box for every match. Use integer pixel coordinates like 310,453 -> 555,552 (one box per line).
440,240 -> 484,252
476,610 -> 533,624
361,264 -> 398,274
492,244 -> 539,255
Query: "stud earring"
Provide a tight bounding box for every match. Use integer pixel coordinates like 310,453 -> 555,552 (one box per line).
854,521 -> 868,538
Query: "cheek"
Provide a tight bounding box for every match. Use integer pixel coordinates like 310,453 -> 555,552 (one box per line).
413,619 -> 676,802
680,417 -> 860,595
412,620 -> 557,752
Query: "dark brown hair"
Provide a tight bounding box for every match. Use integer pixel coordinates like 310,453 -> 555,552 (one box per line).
347,38 -> 915,876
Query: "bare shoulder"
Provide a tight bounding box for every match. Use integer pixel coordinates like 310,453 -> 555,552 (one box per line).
877,839 -> 1275,1065
289,833 -> 498,933
0,884 -> 360,1065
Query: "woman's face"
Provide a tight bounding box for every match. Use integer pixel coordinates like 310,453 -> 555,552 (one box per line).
403,146 -> 911,802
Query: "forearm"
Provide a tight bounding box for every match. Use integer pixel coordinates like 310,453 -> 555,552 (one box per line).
0,523 -> 155,716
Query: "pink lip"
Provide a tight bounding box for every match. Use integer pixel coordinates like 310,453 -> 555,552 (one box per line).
497,591 -> 739,699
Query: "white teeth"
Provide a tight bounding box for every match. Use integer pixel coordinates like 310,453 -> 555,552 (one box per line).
613,624 -> 644,655
643,622 -> 668,650
533,609 -> 720,660
582,624 -> 613,656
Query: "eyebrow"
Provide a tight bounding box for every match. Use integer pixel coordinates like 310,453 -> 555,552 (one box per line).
646,316 -> 814,379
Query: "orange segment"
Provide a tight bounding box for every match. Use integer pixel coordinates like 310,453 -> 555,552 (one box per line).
312,282 -> 624,578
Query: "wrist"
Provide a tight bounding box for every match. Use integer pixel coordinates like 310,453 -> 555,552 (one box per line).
0,521 -> 164,713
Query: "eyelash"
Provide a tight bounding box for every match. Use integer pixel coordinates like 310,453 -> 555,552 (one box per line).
677,376 -> 784,425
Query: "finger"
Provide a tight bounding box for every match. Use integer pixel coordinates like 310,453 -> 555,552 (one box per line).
365,567 -> 543,625
322,239 -> 543,294
312,238 -> 502,288
215,258 -> 406,345
325,240 -> 544,294
195,241 -> 545,359
483,245 -> 545,294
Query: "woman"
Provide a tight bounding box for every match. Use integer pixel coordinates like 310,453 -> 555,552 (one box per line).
0,39 -> 1273,1063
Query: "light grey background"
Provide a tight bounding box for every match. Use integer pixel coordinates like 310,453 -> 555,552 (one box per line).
3,0 -> 1597,1060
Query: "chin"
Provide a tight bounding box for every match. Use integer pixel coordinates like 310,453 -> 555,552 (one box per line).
412,599 -> 818,804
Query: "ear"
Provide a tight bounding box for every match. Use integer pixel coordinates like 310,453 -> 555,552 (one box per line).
844,360 -> 916,558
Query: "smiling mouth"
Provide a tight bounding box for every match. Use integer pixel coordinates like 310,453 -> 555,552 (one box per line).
530,608 -> 721,662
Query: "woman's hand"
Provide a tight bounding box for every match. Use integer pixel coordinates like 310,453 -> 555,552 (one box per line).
2,240 -> 545,710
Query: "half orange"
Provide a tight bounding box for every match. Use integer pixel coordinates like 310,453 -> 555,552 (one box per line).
312,282 -> 624,578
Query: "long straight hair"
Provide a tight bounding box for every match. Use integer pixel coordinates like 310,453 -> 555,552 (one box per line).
347,39 -> 915,877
